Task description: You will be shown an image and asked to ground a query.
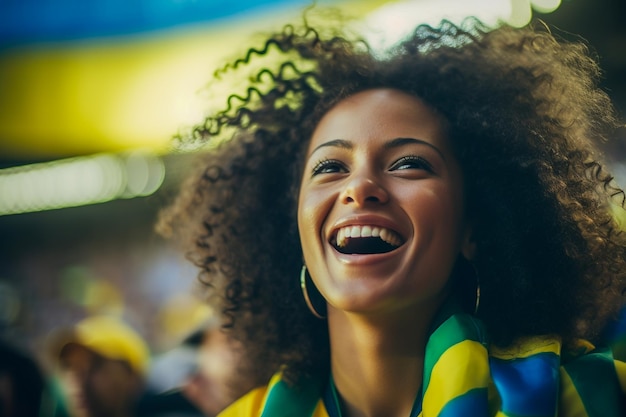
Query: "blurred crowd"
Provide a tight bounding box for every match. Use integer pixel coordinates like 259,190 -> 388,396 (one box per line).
1,310 -> 250,417
2,301 -> 626,417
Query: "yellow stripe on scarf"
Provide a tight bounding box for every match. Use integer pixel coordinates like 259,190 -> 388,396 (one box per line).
490,336 -> 561,360
422,339 -> 490,416
614,360 -> 626,392
559,368 -> 588,417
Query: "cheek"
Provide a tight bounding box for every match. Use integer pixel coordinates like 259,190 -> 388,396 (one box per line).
298,189 -> 327,242
298,196 -> 320,268
408,186 -> 466,241
298,186 -> 339,270
296,193 -> 312,233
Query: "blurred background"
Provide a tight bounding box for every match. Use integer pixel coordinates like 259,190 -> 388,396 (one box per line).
0,0 -> 625,368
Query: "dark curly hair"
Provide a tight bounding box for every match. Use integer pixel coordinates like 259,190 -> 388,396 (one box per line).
158,15 -> 626,387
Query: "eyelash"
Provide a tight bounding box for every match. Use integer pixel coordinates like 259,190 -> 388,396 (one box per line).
390,156 -> 434,172
311,158 -> 345,176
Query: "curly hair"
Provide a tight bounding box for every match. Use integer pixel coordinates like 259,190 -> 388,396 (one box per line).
158,16 -> 626,386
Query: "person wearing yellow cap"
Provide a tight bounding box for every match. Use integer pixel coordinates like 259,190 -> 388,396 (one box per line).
52,315 -> 150,417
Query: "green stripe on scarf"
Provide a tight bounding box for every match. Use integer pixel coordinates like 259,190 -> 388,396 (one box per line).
423,310 -> 488,393
422,312 -> 491,416
561,347 -> 623,417
259,371 -> 325,417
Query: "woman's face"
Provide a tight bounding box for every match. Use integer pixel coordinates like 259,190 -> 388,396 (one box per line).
297,88 -> 474,316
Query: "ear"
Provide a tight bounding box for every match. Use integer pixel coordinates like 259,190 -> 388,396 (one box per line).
460,226 -> 477,261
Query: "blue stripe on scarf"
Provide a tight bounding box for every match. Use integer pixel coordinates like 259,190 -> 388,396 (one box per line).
437,387 -> 489,417
489,352 -> 559,416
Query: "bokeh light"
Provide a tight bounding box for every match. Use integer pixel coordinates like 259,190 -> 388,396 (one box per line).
0,151 -> 164,215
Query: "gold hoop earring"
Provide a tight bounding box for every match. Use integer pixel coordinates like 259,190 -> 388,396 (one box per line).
300,265 -> 326,319
473,265 -> 481,315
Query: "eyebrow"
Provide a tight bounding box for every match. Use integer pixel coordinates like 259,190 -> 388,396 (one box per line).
309,137 -> 446,161
384,137 -> 446,161
310,139 -> 352,155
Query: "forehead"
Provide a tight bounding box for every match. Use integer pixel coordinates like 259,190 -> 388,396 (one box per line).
309,88 -> 448,152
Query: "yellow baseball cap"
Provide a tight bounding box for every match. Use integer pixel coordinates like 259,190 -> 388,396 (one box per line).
54,315 -> 150,375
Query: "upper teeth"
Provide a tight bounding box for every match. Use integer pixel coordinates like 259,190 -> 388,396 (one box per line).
335,225 -> 402,248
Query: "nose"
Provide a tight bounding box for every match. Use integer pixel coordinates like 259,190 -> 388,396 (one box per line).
341,173 -> 389,206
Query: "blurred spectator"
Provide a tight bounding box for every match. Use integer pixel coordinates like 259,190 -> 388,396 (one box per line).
0,339 -> 52,417
137,318 -> 253,417
182,324 -> 250,417
49,315 -> 149,417
135,330 -> 203,417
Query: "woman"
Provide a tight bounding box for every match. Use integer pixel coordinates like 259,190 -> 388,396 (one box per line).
158,15 -> 626,416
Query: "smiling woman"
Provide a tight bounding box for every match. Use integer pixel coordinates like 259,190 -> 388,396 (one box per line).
298,90 -> 470,321
158,12 -> 626,417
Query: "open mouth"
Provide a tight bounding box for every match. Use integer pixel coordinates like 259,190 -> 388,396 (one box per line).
331,225 -> 404,255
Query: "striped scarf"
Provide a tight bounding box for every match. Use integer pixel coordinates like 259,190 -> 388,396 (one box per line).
218,310 -> 626,417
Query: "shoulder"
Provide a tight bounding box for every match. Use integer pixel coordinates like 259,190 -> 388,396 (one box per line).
217,372 -> 328,417
217,384 -> 270,417
488,337 -> 626,415
559,344 -> 626,414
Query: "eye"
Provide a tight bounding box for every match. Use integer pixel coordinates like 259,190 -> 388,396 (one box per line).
311,158 -> 347,177
390,156 -> 434,173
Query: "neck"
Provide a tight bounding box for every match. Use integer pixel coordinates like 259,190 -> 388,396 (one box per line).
327,302 -> 440,417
